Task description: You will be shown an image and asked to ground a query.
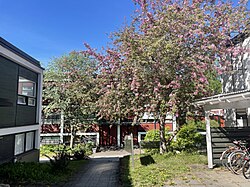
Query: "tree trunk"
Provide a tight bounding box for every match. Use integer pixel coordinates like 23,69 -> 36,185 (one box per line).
70,125 -> 75,148
166,128 -> 179,148
178,110 -> 187,127
159,116 -> 166,154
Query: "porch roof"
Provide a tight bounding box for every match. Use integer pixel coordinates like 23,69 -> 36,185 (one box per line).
195,90 -> 250,110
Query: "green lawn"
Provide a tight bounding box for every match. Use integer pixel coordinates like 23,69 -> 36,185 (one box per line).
120,152 -> 207,187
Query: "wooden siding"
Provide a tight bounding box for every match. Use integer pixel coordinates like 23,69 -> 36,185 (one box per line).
19,66 -> 38,82
0,56 -> 18,128
98,123 -> 173,146
211,127 -> 250,165
16,105 -> 37,126
0,135 -> 14,163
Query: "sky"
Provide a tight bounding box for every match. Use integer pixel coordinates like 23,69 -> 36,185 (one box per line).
0,0 -> 136,68
0,1 -> 248,68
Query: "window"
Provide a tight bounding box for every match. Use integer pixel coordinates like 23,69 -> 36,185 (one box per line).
28,98 -> 36,106
26,132 -> 34,151
42,114 -> 61,125
17,96 -> 26,105
17,77 -> 36,106
138,132 -> 147,143
15,133 -> 25,155
15,131 -> 35,155
18,77 -> 36,97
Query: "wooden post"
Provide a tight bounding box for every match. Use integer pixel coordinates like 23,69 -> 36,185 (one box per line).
205,111 -> 213,169
131,133 -> 134,168
117,122 -> 121,147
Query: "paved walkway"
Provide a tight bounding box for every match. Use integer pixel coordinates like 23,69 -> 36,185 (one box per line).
63,150 -> 250,187
64,157 -> 120,187
63,150 -> 131,187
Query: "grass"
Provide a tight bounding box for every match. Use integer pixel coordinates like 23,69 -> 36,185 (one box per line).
0,159 -> 87,185
120,152 -> 207,187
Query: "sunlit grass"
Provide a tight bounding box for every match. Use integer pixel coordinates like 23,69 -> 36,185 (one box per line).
120,152 -> 207,187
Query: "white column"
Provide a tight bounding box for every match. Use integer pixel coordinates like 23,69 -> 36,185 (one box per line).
172,115 -> 177,131
35,72 -> 43,149
117,123 -> 121,147
172,115 -> 177,141
96,132 -> 100,146
205,111 -> 213,169
60,111 -> 64,143
247,108 -> 250,126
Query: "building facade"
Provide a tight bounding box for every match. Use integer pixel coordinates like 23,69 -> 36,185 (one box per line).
222,35 -> 250,127
195,32 -> 250,168
40,112 -> 174,147
0,37 -> 43,164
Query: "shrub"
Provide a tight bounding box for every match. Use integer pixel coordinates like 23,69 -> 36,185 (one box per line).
71,143 -> 92,160
144,129 -> 170,141
44,144 -> 70,171
143,129 -> 170,154
0,162 -> 52,184
40,144 -> 57,157
0,160 -> 86,185
84,142 -> 95,155
188,119 -> 219,130
144,130 -> 160,141
170,123 -> 203,152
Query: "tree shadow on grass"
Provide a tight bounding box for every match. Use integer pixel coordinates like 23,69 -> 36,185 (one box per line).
140,155 -> 155,166
119,155 -> 132,187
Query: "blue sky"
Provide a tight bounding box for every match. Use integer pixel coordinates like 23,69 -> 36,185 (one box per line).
0,1 -> 248,68
0,0 -> 136,67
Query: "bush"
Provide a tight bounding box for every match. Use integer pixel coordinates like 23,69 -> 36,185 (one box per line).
144,129 -> 170,141
41,143 -> 94,162
84,142 -> 95,155
144,130 -> 160,141
188,119 -> 219,130
71,143 -> 93,160
44,144 -> 71,171
170,123 -> 203,152
143,129 -> 170,154
0,162 -> 52,184
40,144 -> 57,157
0,160 -> 86,185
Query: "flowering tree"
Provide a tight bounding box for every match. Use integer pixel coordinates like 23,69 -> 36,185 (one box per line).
85,0 -> 249,153
43,52 -> 98,148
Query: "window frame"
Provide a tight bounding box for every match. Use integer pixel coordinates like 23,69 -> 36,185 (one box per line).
17,76 -> 37,106
25,131 -> 35,151
14,131 -> 36,156
14,133 -> 25,155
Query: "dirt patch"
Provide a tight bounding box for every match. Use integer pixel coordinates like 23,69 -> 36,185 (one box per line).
165,164 -> 250,187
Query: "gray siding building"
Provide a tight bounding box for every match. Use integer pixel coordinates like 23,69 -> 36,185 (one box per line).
195,31 -> 250,168
0,37 -> 43,163
222,36 -> 250,127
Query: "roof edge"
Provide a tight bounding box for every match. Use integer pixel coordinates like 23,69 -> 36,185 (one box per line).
0,37 -> 42,68
196,89 -> 250,103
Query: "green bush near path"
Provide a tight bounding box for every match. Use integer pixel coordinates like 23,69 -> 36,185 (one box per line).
0,159 -> 87,185
120,152 -> 207,187
40,143 -> 94,158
